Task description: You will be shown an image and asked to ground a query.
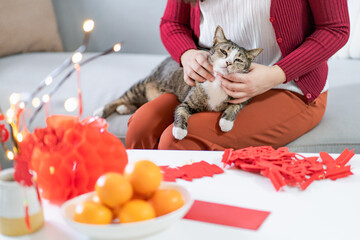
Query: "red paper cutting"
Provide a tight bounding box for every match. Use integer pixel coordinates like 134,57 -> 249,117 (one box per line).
160,161 -> 224,182
222,146 -> 355,191
184,200 -> 270,230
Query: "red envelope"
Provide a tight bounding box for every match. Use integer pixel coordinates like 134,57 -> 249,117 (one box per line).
184,200 -> 270,230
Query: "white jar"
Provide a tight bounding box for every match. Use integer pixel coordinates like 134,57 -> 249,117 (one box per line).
0,168 -> 44,236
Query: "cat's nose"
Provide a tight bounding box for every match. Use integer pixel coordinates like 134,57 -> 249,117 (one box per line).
226,61 -> 231,66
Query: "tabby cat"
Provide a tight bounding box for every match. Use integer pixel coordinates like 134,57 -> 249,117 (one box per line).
94,26 -> 262,140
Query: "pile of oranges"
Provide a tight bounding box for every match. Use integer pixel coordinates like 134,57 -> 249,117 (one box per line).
73,160 -> 185,224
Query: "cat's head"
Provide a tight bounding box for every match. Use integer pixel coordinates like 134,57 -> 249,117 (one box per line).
208,26 -> 263,75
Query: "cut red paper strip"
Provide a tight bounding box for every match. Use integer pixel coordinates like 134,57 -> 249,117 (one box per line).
222,146 -> 355,191
336,148 -> 355,166
160,161 -> 224,182
184,200 -> 270,230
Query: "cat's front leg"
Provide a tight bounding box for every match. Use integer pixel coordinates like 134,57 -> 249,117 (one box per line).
172,103 -> 194,140
219,100 -> 250,132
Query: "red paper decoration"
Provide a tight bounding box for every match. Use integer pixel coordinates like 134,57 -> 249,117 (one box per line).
222,146 -> 355,191
160,161 -> 224,182
24,115 -> 128,205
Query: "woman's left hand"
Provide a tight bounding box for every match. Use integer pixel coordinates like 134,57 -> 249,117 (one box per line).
219,63 -> 287,104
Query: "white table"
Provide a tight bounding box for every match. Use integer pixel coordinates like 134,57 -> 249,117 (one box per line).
1,150 -> 360,240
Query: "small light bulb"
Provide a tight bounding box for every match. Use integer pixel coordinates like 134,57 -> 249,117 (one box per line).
6,109 -> 14,120
113,43 -> 121,52
83,19 -> 95,32
72,52 -> 83,64
45,76 -> 53,86
7,151 -> 14,160
42,94 -> 50,103
9,93 -> 20,105
19,102 -> 25,109
32,97 -> 41,108
17,133 -> 23,142
64,97 -> 79,112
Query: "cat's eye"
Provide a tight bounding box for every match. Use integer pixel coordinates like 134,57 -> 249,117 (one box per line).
220,49 -> 228,57
234,59 -> 243,63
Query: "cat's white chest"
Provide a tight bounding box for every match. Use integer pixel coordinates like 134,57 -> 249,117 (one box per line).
201,77 -> 228,110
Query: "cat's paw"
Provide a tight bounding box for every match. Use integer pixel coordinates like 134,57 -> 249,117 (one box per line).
116,105 -> 132,115
172,126 -> 188,140
93,107 -> 105,118
219,118 -> 234,132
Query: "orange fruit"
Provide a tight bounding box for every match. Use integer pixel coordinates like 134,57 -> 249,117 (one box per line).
95,172 -> 133,208
118,199 -> 156,223
73,201 -> 112,224
150,189 -> 184,216
129,160 -> 162,197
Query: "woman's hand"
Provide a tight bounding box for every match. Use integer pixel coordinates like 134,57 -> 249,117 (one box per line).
180,49 -> 215,86
219,63 -> 287,103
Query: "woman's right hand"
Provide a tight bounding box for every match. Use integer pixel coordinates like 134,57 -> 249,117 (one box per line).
180,49 -> 215,86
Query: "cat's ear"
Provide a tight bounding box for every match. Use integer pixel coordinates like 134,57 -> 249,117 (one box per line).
246,48 -> 263,61
213,26 -> 228,46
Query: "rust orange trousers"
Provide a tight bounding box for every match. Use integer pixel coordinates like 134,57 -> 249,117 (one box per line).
126,90 -> 327,150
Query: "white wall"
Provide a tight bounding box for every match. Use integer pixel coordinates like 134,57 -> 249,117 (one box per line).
332,0 -> 360,59
52,0 -> 168,54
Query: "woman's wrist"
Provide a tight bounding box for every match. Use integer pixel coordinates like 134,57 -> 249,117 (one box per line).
272,65 -> 287,84
180,49 -> 197,66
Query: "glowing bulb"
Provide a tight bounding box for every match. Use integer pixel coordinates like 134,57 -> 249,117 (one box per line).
113,43 -> 121,52
6,109 -> 14,120
83,19 -> 95,32
19,102 -> 25,109
72,52 -> 83,63
9,93 -> 20,105
42,94 -> 50,103
45,76 -> 53,86
64,97 -> 79,112
17,133 -> 23,142
32,97 -> 41,108
7,151 -> 14,160
49,166 -> 55,175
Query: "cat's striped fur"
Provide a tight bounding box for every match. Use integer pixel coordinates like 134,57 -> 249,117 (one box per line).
94,26 -> 262,140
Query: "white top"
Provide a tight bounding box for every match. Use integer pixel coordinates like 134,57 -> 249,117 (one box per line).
198,0 -> 329,95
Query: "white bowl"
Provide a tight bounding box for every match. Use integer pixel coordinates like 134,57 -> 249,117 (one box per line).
61,182 -> 194,239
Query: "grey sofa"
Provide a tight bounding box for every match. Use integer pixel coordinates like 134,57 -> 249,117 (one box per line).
1,0 -> 359,169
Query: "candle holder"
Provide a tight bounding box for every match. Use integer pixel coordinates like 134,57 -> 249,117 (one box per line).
0,168 -> 44,236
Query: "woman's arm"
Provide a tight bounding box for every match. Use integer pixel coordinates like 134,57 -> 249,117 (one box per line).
160,0 -> 197,64
276,0 -> 350,82
160,0 -> 214,85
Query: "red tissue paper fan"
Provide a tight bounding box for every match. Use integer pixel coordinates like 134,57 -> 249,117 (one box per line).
16,115 -> 128,205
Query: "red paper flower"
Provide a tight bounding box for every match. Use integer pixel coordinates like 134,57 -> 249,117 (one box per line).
27,115 -> 128,205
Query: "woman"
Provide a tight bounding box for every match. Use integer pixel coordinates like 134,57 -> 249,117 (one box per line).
126,0 -> 350,150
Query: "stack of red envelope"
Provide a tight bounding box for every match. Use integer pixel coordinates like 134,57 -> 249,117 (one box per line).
160,161 -> 224,182
221,146 -> 355,191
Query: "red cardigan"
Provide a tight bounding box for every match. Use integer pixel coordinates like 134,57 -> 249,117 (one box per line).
160,0 -> 350,102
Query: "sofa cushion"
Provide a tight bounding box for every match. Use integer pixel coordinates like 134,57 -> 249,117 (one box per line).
0,0 -> 63,57
0,52 -> 167,131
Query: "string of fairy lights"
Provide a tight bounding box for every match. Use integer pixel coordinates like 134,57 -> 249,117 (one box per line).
0,19 -> 122,162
